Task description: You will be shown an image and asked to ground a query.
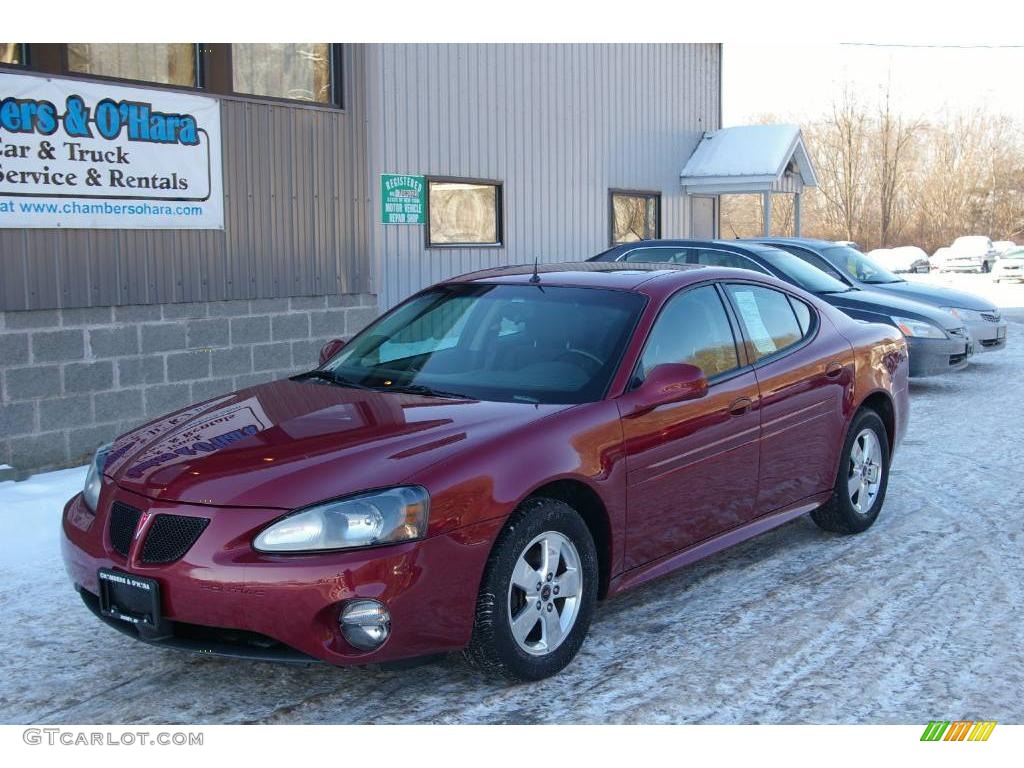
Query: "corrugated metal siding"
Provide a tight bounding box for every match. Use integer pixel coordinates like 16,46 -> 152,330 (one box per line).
368,44 -> 721,308
1,46 -> 372,312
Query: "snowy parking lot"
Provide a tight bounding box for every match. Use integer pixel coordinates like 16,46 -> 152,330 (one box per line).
1,272 -> 1023,725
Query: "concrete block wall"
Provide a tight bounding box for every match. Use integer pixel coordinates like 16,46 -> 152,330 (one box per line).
0,294 -> 378,476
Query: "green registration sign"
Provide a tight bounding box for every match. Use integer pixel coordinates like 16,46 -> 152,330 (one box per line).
381,174 -> 426,224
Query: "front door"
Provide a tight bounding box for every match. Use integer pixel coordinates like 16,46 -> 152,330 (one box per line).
619,283 -> 761,569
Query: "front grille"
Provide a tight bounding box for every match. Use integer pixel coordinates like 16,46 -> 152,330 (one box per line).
981,338 -> 1005,348
108,502 -> 142,558
981,311 -> 1001,322
950,352 -> 968,365
140,514 -> 210,564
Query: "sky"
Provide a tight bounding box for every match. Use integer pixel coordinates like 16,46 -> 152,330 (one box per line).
723,43 -> 1024,125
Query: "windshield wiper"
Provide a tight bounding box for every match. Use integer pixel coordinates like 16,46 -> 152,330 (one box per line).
292,370 -> 373,389
380,382 -> 472,400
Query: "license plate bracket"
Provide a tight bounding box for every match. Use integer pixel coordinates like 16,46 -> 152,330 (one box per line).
98,568 -> 162,629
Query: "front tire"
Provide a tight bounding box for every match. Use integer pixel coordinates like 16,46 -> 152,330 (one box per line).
811,410 -> 891,534
463,498 -> 598,682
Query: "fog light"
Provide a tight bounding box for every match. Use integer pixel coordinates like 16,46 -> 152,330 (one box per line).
339,600 -> 391,651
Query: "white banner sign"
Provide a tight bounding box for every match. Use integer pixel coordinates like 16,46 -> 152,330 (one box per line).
0,72 -> 223,229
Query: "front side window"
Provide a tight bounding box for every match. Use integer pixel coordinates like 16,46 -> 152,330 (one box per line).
1,44 -> 25,66
637,285 -> 740,381
748,245 -> 852,294
67,44 -> 198,87
610,191 -> 660,244
692,248 -> 770,274
427,180 -> 502,246
325,284 -> 645,404
725,284 -> 805,362
819,245 -> 901,285
232,43 -> 336,104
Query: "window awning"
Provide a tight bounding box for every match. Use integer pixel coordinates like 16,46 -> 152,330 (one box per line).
680,124 -> 818,195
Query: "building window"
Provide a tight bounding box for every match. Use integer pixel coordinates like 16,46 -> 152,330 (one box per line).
232,44 -> 338,105
1,43 -> 25,66
427,179 -> 503,247
66,44 -> 199,87
610,190 -> 660,245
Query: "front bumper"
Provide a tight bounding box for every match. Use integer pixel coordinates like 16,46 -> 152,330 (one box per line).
61,488 -> 502,666
965,318 -> 1008,352
994,264 -> 1024,281
905,335 -> 972,377
943,259 -> 985,272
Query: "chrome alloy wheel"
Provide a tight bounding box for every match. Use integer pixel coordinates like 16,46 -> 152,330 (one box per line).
506,531 -> 583,656
848,428 -> 883,515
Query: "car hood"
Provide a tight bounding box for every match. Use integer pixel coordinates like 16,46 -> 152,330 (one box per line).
859,281 -> 995,312
104,379 -> 571,509
820,288 -> 960,329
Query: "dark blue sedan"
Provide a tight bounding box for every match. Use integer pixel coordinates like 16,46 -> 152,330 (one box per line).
589,239 -> 972,377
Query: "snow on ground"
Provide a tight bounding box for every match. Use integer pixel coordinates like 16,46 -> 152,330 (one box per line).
1,272 -> 1023,724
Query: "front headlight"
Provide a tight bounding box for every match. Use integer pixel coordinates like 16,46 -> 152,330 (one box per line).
82,442 -> 113,512
892,316 -> 947,339
941,307 -> 984,322
254,486 -> 429,553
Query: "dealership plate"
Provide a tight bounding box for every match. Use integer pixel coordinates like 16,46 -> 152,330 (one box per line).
98,568 -> 162,628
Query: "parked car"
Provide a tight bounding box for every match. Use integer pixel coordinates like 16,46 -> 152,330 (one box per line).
591,240 -> 973,376
867,246 -> 931,274
992,246 -> 1024,282
943,236 -> 999,273
992,240 -> 1018,255
61,262 -> 909,681
752,238 -> 1007,352
931,247 -> 953,271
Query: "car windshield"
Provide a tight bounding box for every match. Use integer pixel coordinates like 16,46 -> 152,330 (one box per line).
747,246 -> 854,294
821,245 -> 903,284
1004,247 -> 1024,260
322,283 -> 646,404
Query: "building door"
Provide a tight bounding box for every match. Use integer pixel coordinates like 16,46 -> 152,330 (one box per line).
691,196 -> 717,239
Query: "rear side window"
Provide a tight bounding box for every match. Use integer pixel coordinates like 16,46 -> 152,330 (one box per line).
788,296 -> 813,335
693,248 -> 770,274
637,285 -> 739,381
725,284 -> 805,362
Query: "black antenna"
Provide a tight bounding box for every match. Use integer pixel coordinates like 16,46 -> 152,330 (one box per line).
529,255 -> 541,284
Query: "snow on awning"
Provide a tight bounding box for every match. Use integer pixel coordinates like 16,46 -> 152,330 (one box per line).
680,124 -> 818,195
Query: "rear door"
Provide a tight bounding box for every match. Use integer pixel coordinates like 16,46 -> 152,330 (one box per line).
619,283 -> 761,568
722,282 -> 854,514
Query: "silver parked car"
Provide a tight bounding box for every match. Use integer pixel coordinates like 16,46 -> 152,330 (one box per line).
992,247 -> 1024,283
943,236 -> 999,274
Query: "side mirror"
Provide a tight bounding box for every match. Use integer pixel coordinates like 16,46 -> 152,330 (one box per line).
625,363 -> 708,416
319,338 -> 346,366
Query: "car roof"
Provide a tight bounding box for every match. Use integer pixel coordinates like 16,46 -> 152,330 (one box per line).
744,237 -> 840,249
595,238 -> 793,258
445,261 -> 710,291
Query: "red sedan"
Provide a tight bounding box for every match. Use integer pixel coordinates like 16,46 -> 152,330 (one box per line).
61,262 -> 909,681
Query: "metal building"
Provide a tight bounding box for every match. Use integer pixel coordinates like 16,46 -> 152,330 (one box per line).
0,43 -> 722,474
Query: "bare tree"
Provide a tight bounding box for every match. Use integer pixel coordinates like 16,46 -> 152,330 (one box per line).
874,81 -> 923,246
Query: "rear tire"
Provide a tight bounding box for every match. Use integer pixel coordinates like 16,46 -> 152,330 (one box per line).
811,410 -> 891,534
463,498 -> 598,682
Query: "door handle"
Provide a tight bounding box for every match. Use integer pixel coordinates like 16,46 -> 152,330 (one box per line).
825,361 -> 844,379
728,397 -> 752,416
